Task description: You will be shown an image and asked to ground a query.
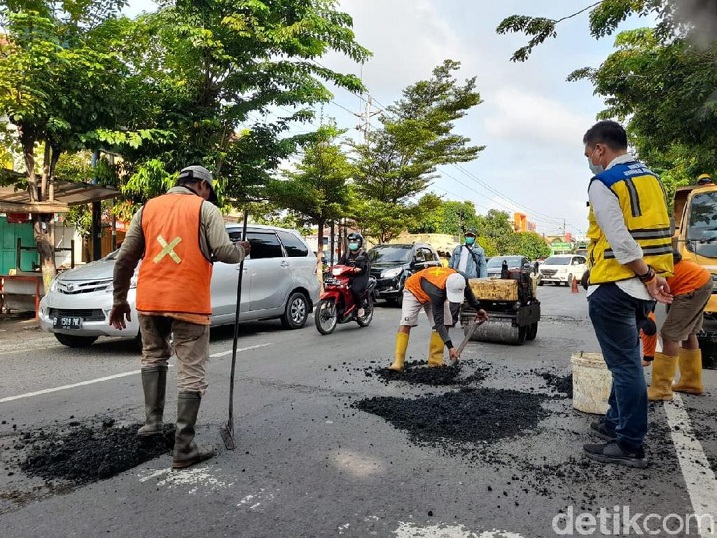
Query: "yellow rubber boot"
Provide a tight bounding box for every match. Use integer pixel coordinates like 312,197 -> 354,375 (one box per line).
647,352 -> 678,401
427,331 -> 445,367
389,332 -> 409,371
673,348 -> 704,395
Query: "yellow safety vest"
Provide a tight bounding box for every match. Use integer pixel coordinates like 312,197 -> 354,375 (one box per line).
587,161 -> 674,284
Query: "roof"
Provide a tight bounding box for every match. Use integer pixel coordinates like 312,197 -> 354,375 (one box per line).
0,170 -> 120,213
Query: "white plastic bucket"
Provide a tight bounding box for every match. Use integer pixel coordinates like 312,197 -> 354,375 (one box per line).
571,352 -> 612,415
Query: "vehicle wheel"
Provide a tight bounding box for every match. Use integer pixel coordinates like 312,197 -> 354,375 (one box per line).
394,290 -> 403,308
526,322 -> 538,341
315,298 -> 338,335
54,333 -> 98,348
357,296 -> 374,327
566,274 -> 573,287
281,292 -> 309,329
515,325 -> 527,345
538,280 -> 544,286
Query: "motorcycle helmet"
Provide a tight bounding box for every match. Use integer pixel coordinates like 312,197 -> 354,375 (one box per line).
347,232 -> 364,251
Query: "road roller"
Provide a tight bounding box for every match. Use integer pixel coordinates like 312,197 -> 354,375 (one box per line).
459,268 -> 540,345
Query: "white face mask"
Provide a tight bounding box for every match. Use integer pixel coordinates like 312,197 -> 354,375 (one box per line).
587,148 -> 604,175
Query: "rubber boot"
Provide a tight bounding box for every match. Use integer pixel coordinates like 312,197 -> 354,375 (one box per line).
647,352 -> 678,401
389,332 -> 409,371
427,331 -> 445,367
137,365 -> 167,436
172,392 -> 214,469
673,348 -> 704,395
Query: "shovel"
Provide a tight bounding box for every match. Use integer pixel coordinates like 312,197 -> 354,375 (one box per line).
221,211 -> 249,451
451,318 -> 486,365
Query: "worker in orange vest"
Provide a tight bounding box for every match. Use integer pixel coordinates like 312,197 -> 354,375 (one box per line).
110,165 -> 250,469
647,250 -> 712,400
389,266 -> 487,371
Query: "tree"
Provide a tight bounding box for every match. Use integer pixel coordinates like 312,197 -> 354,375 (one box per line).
113,0 -> 370,209
0,1 -> 142,289
352,59 -> 484,242
497,1 -> 717,197
476,209 -> 515,254
504,231 -> 551,260
266,123 -> 354,257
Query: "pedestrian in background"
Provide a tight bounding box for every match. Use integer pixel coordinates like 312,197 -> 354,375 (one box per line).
109,165 -> 250,470
647,250 -> 712,400
449,228 -> 487,279
581,120 -> 673,469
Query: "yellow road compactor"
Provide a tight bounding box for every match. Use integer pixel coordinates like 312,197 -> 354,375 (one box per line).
460,268 -> 541,345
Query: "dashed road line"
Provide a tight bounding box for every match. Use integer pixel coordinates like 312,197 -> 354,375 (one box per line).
1,343 -> 273,403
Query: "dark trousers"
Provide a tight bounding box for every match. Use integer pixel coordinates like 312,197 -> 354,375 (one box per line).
588,283 -> 653,451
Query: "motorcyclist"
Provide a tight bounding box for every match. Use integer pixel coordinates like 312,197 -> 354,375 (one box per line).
337,232 -> 370,317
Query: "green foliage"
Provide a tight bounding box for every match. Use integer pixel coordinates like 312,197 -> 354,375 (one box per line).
504,231 -> 551,259
265,123 -> 353,229
352,60 -> 484,242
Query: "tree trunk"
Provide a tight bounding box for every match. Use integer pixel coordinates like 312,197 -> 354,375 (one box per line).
33,216 -> 56,293
316,218 -> 325,294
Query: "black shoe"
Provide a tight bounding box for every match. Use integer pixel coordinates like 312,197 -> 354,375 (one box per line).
590,421 -> 617,441
583,441 -> 648,469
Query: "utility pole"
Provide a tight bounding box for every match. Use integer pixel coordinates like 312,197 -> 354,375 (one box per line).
354,95 -> 381,143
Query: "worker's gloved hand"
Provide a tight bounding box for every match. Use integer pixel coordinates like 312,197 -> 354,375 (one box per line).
580,270 -> 590,290
109,303 -> 132,330
353,267 -> 361,273
474,309 -> 488,322
449,348 -> 460,362
641,317 -> 656,336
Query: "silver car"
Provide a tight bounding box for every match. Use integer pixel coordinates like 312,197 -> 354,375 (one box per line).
39,224 -> 320,347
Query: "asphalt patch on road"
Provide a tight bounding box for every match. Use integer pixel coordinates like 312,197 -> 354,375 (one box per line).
538,371 -> 573,398
372,360 -> 488,386
354,388 -> 550,447
19,420 -> 174,485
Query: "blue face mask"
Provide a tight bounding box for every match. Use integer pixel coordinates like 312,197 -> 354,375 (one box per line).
348,243 -> 359,251
465,236 -> 475,246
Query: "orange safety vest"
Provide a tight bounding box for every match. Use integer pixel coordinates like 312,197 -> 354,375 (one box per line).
404,267 -> 457,303
136,194 -> 213,315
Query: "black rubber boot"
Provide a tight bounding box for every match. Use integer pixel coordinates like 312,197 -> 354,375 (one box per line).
172,392 -> 214,470
137,365 -> 167,436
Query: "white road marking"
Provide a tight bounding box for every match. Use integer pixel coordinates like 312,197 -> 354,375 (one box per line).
0,370 -> 143,403
393,523 -> 525,537
237,488 -> 276,509
1,342 -> 272,403
210,343 -> 272,357
664,394 -> 717,538
138,468 -> 234,493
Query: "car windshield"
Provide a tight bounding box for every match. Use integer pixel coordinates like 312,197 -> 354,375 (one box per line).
543,256 -> 571,265
369,246 -> 412,264
687,191 -> 717,258
486,256 -> 523,269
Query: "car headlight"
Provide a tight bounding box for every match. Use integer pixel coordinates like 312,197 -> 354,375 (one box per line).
49,277 -> 59,292
382,267 -> 403,279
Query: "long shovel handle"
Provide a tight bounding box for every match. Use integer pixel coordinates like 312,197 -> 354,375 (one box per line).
225,211 -> 249,448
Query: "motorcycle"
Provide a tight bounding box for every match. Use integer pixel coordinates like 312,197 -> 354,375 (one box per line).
315,264 -> 377,335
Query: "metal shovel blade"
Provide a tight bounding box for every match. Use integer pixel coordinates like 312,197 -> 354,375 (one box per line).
452,318 -> 486,365
221,421 -> 236,451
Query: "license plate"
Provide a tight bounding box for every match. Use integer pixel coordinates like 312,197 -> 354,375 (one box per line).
54,316 -> 83,329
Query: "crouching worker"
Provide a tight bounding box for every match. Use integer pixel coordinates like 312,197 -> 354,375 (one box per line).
389,267 -> 488,371
109,165 -> 250,470
648,250 -> 712,400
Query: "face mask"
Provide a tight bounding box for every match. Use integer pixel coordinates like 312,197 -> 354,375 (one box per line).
465,237 -> 475,246
587,148 -> 604,175
348,243 -> 359,251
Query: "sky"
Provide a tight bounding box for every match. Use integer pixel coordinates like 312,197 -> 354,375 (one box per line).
125,1 -> 653,239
